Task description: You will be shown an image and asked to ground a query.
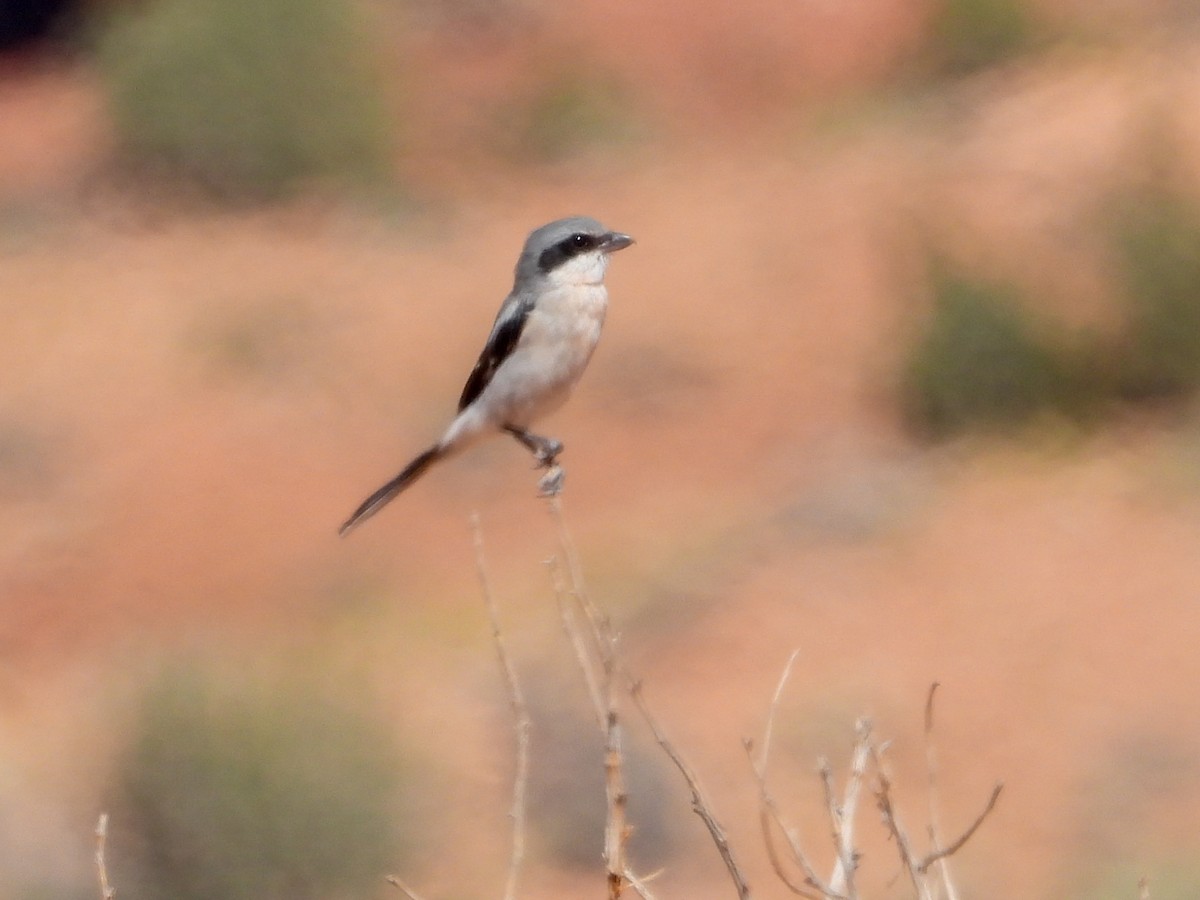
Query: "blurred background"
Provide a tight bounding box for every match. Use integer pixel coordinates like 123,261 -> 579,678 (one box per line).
3,0 -> 1200,897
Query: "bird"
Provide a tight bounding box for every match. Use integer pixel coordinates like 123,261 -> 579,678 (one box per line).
339,216 -> 634,535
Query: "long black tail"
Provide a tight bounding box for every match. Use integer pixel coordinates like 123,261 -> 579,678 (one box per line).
339,445 -> 444,536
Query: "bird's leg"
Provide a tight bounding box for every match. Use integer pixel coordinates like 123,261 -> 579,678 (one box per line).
504,426 -> 563,468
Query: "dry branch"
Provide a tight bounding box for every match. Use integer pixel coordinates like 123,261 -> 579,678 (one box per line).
630,680 -> 754,900
915,782 -> 1003,875
386,874 -> 430,900
745,651 -> 841,900
872,744 -> 933,900
922,682 -> 956,900
624,866 -> 663,900
915,683 -> 1004,879
94,813 -> 115,900
871,698 -> 1003,900
751,671 -> 1001,900
545,495 -> 630,899
549,495 -> 759,898
549,553 -> 605,727
827,719 -> 871,897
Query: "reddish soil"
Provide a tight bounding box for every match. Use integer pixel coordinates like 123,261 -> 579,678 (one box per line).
1,7 -> 1199,899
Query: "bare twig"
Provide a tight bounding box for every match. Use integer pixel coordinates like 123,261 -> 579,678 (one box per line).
94,813 -> 115,900
548,554 -> 605,727
872,744 -> 933,900
545,495 -> 629,899
602,691 -> 630,900
828,719 -> 871,898
873,692 -> 1004,900
916,782 -> 1003,874
624,866 -> 663,900
819,759 -> 841,855
1139,876 -> 1151,900
916,682 -> 1004,879
745,651 -> 840,899
631,680 -> 754,900
922,682 -> 957,900
386,874 -> 430,900
471,513 -> 532,900
744,738 -> 835,900
758,650 -> 801,773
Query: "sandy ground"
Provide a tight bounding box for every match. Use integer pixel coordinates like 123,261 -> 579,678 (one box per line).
1,7 -> 1200,898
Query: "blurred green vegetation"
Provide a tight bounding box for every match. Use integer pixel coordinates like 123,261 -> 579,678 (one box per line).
923,0 -> 1035,77
109,664 -> 410,900
94,0 -> 394,201
900,264 -> 1091,439
1108,185 -> 1200,400
903,172 -> 1200,439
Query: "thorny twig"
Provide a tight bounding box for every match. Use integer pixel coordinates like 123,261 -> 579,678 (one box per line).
546,495 -> 630,899
549,494 -> 757,899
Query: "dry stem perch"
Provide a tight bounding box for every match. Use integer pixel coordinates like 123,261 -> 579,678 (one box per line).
94,813 -> 116,900
748,659 -> 1003,900
396,506 -> 1000,900
549,493 -> 755,898
546,495 -> 635,899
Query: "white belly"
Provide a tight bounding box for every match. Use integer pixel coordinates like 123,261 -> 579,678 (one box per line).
484,284 -> 607,428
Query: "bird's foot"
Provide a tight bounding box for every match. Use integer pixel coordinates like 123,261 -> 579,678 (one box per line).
532,437 -> 563,469
538,464 -> 565,497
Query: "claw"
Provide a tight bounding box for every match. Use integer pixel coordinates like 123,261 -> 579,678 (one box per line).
538,464 -> 565,496
533,438 -> 563,469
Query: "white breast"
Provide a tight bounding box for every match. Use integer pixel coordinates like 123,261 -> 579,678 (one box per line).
480,283 -> 608,428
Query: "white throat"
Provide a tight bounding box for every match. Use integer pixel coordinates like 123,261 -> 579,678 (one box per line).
547,250 -> 609,287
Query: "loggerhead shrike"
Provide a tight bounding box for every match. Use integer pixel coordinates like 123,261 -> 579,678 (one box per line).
339,216 -> 633,535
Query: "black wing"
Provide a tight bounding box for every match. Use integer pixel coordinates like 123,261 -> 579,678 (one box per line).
457,294 -> 533,411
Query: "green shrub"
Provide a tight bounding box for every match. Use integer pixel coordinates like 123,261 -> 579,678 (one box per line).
901,265 -> 1084,438
1109,187 -> 1200,400
110,665 -> 409,900
925,0 -> 1034,76
95,0 -> 393,201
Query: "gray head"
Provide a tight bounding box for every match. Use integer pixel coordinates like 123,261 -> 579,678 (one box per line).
513,216 -> 634,289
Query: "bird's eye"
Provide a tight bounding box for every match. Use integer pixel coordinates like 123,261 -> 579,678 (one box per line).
570,233 -> 591,249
